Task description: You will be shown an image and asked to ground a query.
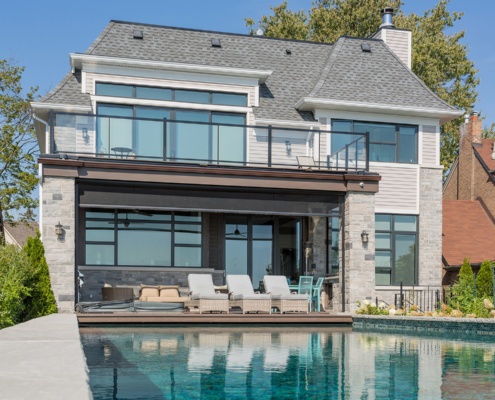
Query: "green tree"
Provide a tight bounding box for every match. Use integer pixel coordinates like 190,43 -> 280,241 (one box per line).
0,59 -> 38,241
0,245 -> 31,328
22,232 -> 57,320
247,0 -> 479,174
475,259 -> 493,299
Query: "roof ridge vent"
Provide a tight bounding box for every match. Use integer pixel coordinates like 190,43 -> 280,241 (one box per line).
133,30 -> 144,39
211,38 -> 222,48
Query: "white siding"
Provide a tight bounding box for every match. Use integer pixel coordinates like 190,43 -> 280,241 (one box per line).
380,29 -> 412,68
420,125 -> 438,166
373,164 -> 419,213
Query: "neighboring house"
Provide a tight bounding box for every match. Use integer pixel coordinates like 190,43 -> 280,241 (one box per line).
4,221 -> 38,248
443,113 -> 495,282
31,10 -> 461,313
442,200 -> 495,285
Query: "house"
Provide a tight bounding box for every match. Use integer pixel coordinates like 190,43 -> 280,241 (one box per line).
31,9 -> 462,313
443,113 -> 495,283
4,221 -> 39,248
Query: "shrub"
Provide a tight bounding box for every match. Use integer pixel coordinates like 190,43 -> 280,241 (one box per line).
449,258 -> 475,311
21,232 -> 57,320
0,245 -> 31,328
476,260 -> 493,299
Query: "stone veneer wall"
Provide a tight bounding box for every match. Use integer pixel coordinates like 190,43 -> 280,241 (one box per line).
334,191 -> 375,313
418,167 -> 443,289
41,176 -> 76,313
78,268 -> 225,302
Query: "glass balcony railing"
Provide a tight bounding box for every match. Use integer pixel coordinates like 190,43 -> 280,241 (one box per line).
49,112 -> 369,172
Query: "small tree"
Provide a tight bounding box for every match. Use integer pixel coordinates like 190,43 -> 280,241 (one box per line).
449,258 -> 474,310
475,259 -> 493,299
22,232 -> 57,320
0,245 -> 31,328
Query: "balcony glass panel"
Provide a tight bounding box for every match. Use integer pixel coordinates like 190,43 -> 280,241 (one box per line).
212,113 -> 245,164
172,110 -> 209,162
135,107 -> 169,160
97,105 -> 133,156
86,229 -> 114,242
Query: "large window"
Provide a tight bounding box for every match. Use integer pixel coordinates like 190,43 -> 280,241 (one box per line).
375,214 -> 418,286
85,210 -> 202,267
96,82 -> 247,107
332,120 -> 418,163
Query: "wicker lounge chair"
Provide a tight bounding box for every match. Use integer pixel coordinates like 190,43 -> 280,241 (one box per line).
263,275 -> 309,314
226,274 -> 271,314
186,274 -> 229,314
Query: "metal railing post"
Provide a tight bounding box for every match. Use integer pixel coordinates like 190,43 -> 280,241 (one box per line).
267,125 -> 272,167
399,282 -> 403,309
365,131 -> 370,172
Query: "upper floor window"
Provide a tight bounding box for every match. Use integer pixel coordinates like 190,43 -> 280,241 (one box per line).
332,120 -> 418,164
96,83 -> 248,107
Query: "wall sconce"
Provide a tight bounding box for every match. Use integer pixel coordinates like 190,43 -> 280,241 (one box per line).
285,140 -> 292,157
55,222 -> 64,237
361,230 -> 369,244
82,127 -> 89,144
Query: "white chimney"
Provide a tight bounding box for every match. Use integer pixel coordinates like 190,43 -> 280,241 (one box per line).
372,8 -> 412,69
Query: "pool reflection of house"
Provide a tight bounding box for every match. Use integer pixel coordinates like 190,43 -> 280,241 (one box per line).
32,10 -> 462,313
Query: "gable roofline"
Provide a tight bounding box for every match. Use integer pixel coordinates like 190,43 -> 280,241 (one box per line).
70,53 -> 273,83
295,97 -> 463,124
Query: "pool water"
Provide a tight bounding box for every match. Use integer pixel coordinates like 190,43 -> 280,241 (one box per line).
80,326 -> 495,399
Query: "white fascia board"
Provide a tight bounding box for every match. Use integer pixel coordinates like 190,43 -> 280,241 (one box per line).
70,53 -> 272,83
31,102 -> 92,113
296,97 -> 463,125
254,118 -> 319,128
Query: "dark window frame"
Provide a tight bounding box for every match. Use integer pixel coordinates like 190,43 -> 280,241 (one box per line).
375,214 -> 418,286
331,119 -> 418,164
84,209 -> 203,268
95,82 -> 248,107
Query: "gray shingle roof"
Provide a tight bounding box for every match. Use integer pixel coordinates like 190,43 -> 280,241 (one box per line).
40,20 -> 458,122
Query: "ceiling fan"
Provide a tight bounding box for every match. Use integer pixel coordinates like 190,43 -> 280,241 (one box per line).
226,224 -> 247,237
110,210 -> 153,228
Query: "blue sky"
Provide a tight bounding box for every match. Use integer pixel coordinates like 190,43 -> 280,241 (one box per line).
1,0 -> 494,127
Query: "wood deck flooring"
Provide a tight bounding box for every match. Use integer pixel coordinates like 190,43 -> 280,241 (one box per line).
77,311 -> 352,325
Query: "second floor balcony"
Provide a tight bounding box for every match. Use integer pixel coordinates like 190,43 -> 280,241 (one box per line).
48,112 -> 370,173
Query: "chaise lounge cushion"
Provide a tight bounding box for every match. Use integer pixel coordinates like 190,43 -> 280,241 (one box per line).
139,285 -> 187,303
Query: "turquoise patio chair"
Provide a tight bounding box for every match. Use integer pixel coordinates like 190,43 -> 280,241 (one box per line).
312,277 -> 324,312
298,276 -> 314,312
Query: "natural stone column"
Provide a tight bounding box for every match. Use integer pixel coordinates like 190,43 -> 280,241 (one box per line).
339,191 -> 375,312
41,176 -> 76,313
419,167 -> 443,289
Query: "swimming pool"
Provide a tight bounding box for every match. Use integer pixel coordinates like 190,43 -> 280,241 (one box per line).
80,326 -> 495,399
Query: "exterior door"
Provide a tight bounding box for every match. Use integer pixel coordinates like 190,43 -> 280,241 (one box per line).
225,215 -> 273,291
